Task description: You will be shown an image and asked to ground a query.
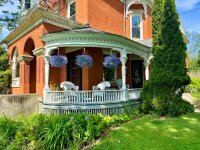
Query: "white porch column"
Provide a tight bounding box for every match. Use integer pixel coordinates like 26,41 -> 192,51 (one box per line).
44,56 -> 50,89
145,64 -> 150,80
43,56 -> 50,103
120,50 -> 128,90
144,54 -> 153,81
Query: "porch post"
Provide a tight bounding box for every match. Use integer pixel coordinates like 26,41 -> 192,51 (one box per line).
43,55 -> 50,103
120,50 -> 128,90
145,64 -> 150,80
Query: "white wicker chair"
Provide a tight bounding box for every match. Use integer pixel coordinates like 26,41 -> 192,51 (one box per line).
60,81 -> 79,102
92,81 -> 111,91
60,81 -> 79,91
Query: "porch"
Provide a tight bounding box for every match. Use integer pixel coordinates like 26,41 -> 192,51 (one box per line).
41,28 -> 152,115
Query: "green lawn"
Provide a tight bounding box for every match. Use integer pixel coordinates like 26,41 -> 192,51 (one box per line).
192,93 -> 200,100
90,113 -> 200,150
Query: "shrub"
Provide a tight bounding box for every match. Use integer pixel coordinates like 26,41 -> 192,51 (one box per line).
186,78 -> 200,94
0,113 -> 136,150
0,117 -> 21,149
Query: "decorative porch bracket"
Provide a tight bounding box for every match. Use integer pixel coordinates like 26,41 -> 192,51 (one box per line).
144,53 -> 153,80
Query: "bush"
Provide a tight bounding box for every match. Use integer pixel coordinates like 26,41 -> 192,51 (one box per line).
186,78 -> 200,96
0,112 -> 137,150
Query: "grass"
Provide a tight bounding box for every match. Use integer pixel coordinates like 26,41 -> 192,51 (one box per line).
90,113 -> 200,150
192,93 -> 200,99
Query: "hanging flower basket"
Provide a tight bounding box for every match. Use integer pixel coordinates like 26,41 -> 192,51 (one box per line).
75,54 -> 93,68
103,55 -> 121,68
50,55 -> 68,67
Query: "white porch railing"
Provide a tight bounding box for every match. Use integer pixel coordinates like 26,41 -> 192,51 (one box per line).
43,89 -> 142,115
45,90 -> 126,104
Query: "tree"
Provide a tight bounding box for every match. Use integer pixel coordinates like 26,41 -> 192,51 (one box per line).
0,43 -> 11,94
0,0 -> 20,32
141,0 -> 194,116
186,32 -> 200,70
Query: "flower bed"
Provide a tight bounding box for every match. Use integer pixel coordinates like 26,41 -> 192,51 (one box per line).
0,113 -> 135,150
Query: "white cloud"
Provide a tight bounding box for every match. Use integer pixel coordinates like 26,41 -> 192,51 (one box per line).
176,0 -> 200,11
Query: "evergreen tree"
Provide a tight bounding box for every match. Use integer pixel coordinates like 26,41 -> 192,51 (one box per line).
0,44 -> 10,94
141,0 -> 164,113
141,0 -> 194,116
0,0 -> 20,32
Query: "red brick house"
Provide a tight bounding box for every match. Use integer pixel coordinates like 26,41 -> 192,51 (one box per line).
3,0 -> 153,114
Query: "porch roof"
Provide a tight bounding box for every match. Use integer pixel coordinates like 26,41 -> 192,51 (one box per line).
41,28 -> 152,59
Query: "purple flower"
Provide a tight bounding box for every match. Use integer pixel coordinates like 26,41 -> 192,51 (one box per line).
103,55 -> 121,68
50,55 -> 68,67
75,54 -> 93,68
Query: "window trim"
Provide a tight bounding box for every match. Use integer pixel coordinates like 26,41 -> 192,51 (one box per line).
67,0 -> 76,20
12,50 -> 20,87
130,14 -> 143,40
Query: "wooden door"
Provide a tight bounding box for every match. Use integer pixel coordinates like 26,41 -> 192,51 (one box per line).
131,60 -> 143,88
67,60 -> 82,90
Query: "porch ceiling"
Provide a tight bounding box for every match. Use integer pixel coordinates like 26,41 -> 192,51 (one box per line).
41,28 -> 151,59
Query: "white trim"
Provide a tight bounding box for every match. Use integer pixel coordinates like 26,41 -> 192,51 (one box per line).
130,14 -> 143,40
12,78 -> 20,88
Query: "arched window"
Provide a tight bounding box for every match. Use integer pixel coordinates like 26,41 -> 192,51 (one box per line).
25,0 -> 31,9
12,49 -> 20,78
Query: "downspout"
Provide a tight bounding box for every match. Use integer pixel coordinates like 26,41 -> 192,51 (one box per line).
124,0 -> 126,37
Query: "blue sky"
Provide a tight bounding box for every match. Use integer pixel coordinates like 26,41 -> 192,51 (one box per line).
0,0 -> 200,39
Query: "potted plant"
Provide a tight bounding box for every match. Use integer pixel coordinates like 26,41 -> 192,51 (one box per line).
50,55 -> 68,67
103,55 -> 121,68
75,54 -> 93,68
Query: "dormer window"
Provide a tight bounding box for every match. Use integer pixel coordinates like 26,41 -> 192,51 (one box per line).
131,15 -> 143,40
25,0 -> 31,9
68,0 -> 76,21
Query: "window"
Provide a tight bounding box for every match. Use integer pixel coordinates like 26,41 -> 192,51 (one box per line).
25,0 -> 31,9
68,1 -> 76,21
131,15 -> 143,39
12,50 -> 20,78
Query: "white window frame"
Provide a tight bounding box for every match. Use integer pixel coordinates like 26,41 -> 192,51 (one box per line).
130,14 -> 143,40
12,49 -> 20,87
67,0 -> 76,20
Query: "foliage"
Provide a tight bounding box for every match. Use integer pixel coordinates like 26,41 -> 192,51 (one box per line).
0,44 -> 11,94
186,32 -> 200,71
50,55 -> 68,67
103,55 -> 121,69
91,113 -> 200,150
0,116 -> 21,149
0,112 -> 136,150
141,0 -> 193,116
186,78 -> 200,99
0,0 -> 20,32
75,54 -> 93,68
